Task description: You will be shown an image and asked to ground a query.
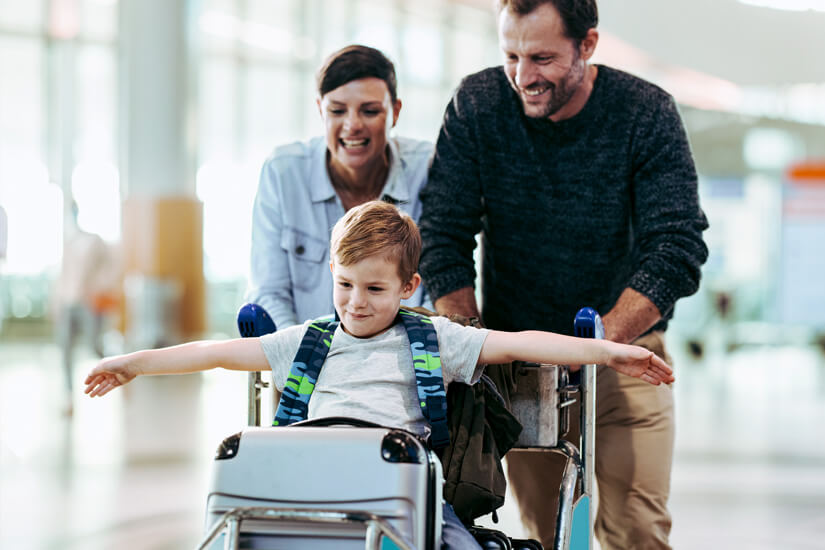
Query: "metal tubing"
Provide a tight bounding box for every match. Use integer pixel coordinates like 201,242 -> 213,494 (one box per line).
196,507 -> 415,550
224,517 -> 239,550
580,363 -> 596,496
552,440 -> 582,550
365,521 -> 381,550
247,372 -> 261,426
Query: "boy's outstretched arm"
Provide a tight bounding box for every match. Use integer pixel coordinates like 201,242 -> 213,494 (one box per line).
84,338 -> 269,397
478,330 -> 674,385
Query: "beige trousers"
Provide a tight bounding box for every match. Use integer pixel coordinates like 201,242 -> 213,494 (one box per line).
506,331 -> 675,550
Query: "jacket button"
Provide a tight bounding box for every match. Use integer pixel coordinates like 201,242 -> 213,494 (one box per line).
295,245 -> 305,255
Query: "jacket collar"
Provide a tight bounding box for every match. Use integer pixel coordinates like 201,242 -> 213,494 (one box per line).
308,137 -> 409,205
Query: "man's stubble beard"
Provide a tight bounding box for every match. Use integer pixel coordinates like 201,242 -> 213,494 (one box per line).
515,54 -> 586,120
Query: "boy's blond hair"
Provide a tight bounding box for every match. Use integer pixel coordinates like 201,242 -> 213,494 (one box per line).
330,200 -> 421,283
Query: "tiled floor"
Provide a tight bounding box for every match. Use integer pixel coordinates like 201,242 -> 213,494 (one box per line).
2,334 -> 825,549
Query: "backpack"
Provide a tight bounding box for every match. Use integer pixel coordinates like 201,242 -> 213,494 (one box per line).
271,308 -> 451,450
438,314 -> 523,525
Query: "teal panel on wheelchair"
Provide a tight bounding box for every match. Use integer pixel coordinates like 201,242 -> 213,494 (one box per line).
381,536 -> 401,550
570,495 -> 591,550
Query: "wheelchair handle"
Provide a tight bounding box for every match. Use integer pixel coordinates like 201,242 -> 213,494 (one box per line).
237,303 -> 277,338
237,303 -> 277,426
573,306 -> 604,340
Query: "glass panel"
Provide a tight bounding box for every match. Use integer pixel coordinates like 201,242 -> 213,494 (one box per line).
196,159 -> 259,281
198,0 -> 241,55
353,0 -> 398,62
47,0 -> 81,40
401,21 -> 443,86
401,0 -> 444,19
0,36 -> 60,276
0,0 -> 44,32
243,0 -> 301,58
75,44 -> 117,162
450,4 -> 499,83
0,37 -> 43,161
197,56 -> 252,282
244,64 -> 297,158
0,165 -> 63,275
393,85 -> 450,142
246,0 -> 298,30
201,0 -> 235,13
198,57 -> 237,161
70,161 -> 120,241
70,44 -> 119,241
301,71 -> 324,140
317,0 -> 351,61
79,0 -> 119,41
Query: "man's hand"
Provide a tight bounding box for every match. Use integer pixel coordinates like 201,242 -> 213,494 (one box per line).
605,342 -> 674,385
433,287 -> 480,319
602,288 -> 662,344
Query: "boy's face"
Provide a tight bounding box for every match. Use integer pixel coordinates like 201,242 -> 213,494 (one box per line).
331,254 -> 420,339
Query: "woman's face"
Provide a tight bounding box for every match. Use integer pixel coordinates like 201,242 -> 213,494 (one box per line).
318,77 -> 402,174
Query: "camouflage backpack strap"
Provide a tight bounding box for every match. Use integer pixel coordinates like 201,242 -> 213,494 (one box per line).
272,315 -> 338,426
398,308 -> 450,450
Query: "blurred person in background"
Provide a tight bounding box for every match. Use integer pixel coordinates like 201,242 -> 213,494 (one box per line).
52,201 -> 121,415
244,44 -> 432,329
418,0 -> 708,548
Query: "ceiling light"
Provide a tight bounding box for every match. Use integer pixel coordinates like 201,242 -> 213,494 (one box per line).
738,0 -> 825,12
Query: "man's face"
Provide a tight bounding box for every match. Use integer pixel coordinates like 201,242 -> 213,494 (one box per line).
498,3 -> 587,120
331,254 -> 419,339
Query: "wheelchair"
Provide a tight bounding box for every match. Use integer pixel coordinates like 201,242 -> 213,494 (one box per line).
198,304 -> 601,550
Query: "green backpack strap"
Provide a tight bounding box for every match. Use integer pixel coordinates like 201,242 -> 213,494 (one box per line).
272,315 -> 337,426
398,308 -> 450,450
272,309 -> 451,451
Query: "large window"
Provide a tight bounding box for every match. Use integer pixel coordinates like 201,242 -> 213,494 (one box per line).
0,0 -> 119,327
194,0 -> 500,331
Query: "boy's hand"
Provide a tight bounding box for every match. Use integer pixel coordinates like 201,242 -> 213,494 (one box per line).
84,356 -> 140,397
606,343 -> 674,385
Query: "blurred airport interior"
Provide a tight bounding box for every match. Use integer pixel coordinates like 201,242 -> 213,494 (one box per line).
1,0 -> 824,548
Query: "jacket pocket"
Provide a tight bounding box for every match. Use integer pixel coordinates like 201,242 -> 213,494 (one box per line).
280,227 -> 328,291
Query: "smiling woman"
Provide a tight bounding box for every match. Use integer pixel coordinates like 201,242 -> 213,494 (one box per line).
319,77 -> 400,210
244,45 -> 433,329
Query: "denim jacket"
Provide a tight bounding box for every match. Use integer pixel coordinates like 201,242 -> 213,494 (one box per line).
245,135 -> 433,329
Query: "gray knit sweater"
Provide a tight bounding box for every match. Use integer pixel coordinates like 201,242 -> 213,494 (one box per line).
419,65 -> 709,335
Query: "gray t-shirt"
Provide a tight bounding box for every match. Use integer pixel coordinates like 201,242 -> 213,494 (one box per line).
259,315 -> 489,437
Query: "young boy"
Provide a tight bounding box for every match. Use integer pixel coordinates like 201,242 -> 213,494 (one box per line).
85,201 -> 673,549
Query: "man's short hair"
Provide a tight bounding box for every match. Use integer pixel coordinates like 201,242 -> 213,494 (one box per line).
496,0 -> 598,45
316,44 -> 398,103
330,201 -> 421,284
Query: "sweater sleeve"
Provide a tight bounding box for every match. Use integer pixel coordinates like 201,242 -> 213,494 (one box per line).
418,79 -> 486,301
627,94 -> 709,316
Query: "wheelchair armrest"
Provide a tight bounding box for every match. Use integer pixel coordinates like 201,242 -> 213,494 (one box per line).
237,303 -> 277,337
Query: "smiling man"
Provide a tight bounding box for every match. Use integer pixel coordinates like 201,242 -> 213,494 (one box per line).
418,1 -> 709,549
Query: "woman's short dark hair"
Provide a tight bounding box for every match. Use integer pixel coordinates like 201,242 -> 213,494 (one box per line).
496,0 -> 598,46
316,45 -> 398,102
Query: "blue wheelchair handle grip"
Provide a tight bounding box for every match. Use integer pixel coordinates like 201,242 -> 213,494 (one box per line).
573,306 -> 604,340
237,303 -> 277,337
